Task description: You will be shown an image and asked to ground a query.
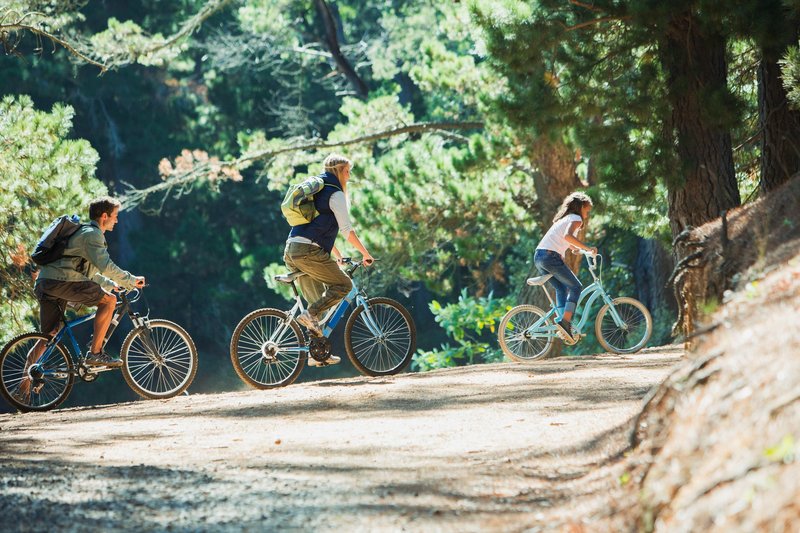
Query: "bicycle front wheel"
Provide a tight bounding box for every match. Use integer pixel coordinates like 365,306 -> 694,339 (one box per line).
498,305 -> 554,362
0,332 -> 74,412
230,308 -> 306,389
121,319 -> 198,399
344,297 -> 416,376
595,297 -> 653,354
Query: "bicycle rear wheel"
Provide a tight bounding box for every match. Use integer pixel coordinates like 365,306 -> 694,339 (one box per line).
0,332 -> 74,412
121,319 -> 198,399
595,297 -> 652,354
230,308 -> 306,389
344,297 -> 416,376
498,305 -> 554,362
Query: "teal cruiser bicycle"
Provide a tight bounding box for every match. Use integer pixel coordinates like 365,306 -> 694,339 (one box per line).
498,251 -> 653,361
0,288 -> 198,412
230,258 -> 417,389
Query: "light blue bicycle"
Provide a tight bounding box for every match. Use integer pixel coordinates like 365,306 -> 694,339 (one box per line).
498,251 -> 653,361
229,258 -> 416,388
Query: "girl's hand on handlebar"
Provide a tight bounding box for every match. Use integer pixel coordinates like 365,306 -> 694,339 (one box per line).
134,276 -> 146,288
362,252 -> 375,267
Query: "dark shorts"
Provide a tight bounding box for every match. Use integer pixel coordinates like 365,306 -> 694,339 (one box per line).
34,279 -> 108,335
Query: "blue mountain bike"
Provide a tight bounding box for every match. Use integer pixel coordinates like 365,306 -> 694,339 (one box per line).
230,258 -> 416,388
0,288 -> 198,412
498,252 -> 653,361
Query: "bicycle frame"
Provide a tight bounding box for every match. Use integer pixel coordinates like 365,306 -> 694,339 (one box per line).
35,312 -> 96,377
525,254 -> 627,338
34,292 -> 147,377
270,265 -> 383,356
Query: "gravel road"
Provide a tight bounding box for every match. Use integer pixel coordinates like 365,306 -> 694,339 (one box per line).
0,346 -> 683,532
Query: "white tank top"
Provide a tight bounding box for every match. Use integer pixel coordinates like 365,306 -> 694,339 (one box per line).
536,214 -> 583,257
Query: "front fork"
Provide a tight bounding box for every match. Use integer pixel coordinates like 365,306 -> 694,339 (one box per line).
131,313 -> 163,363
354,295 -> 383,337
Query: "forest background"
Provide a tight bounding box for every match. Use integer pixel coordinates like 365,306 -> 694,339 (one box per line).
2,0 -> 799,410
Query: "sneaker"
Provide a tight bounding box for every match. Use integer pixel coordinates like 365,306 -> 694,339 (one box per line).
308,354 -> 341,367
555,319 -> 574,342
85,351 -> 123,368
297,311 -> 323,337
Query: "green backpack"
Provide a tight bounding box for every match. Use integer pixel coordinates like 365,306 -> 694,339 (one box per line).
280,176 -> 341,226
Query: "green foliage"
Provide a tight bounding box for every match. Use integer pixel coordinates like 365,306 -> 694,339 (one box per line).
0,95 -> 106,336
781,45 -> 800,110
263,263 -> 295,303
89,17 -> 182,67
413,289 -> 513,371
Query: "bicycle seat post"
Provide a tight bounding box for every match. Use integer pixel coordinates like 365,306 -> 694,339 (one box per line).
540,285 -> 556,311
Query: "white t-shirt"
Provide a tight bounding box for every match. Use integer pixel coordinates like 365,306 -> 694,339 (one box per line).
536,214 -> 583,257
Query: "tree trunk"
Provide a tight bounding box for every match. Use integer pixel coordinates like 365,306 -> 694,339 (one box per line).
313,0 -> 369,98
661,11 -> 740,239
759,29 -> 800,193
634,237 -> 676,316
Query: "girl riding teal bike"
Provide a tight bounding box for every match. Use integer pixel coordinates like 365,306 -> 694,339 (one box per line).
498,192 -> 652,360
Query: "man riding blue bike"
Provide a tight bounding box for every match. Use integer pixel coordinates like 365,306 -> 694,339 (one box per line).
283,154 -> 374,367
25,196 -> 145,392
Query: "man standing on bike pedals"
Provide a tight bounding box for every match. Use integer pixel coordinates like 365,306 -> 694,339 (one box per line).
534,192 -> 597,343
33,197 -> 146,368
284,153 -> 374,366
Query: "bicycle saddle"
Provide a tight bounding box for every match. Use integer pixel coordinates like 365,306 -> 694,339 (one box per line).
274,271 -> 307,284
526,274 -> 553,286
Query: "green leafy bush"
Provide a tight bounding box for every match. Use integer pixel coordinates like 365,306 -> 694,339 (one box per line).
413,289 -> 513,371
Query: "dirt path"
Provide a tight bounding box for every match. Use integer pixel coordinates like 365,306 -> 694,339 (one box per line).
0,346 -> 683,532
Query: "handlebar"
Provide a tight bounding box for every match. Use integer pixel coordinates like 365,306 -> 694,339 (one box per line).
118,284 -> 148,304
580,250 -> 602,275
339,257 -> 378,275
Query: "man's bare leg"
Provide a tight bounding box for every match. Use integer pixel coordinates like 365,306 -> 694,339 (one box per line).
90,293 -> 117,354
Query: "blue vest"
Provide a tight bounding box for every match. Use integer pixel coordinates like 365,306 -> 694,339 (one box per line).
288,172 -> 343,253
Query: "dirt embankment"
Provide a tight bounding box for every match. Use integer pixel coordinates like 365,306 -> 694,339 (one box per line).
612,179 -> 800,532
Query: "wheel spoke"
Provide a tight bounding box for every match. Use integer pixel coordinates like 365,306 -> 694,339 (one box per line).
1,335 -> 72,411
231,310 -> 303,388
347,301 -> 414,375
499,306 -> 552,362
123,322 -> 196,397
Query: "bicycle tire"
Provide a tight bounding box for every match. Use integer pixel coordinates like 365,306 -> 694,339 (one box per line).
121,319 -> 198,399
344,297 -> 416,376
230,308 -> 306,389
595,297 -> 653,354
498,305 -> 555,362
0,332 -> 74,412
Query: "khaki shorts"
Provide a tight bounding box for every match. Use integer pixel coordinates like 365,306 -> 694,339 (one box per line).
34,279 -> 108,335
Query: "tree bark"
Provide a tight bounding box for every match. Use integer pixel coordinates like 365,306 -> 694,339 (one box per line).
634,237 -> 676,316
661,11 -> 740,239
758,28 -> 800,193
313,0 -> 369,98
